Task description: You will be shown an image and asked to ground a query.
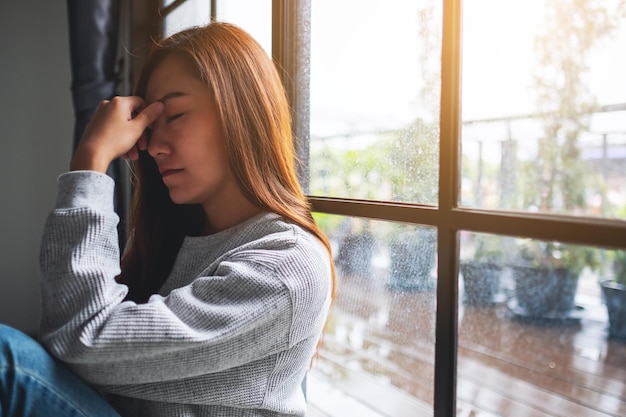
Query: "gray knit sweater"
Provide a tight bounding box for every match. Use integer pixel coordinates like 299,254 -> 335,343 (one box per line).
38,171 -> 332,417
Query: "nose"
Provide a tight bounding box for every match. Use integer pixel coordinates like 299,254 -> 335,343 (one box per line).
146,119 -> 170,158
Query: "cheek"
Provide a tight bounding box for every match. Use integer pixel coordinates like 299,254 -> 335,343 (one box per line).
184,118 -> 230,171
202,129 -> 229,164
195,137 -> 231,176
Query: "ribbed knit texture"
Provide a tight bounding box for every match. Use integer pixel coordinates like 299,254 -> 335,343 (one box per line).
39,171 -> 332,417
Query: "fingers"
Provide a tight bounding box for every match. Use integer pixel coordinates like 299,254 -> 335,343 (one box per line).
134,102 -> 160,152
76,96 -> 163,169
125,146 -> 139,161
136,131 -> 148,151
106,96 -> 163,128
123,101 -> 158,158
133,101 -> 164,129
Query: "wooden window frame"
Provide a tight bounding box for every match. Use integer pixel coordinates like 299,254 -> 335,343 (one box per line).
133,1 -> 626,416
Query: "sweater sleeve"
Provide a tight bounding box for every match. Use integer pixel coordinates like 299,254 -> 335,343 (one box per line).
39,172 -> 330,395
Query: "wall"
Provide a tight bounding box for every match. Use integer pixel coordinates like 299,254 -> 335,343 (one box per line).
0,2 -> 73,334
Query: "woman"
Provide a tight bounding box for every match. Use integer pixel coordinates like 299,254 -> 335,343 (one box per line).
0,22 -> 334,417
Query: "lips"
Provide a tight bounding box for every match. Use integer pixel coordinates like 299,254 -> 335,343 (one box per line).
159,167 -> 184,178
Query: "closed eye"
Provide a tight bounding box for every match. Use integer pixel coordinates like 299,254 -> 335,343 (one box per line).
167,113 -> 185,123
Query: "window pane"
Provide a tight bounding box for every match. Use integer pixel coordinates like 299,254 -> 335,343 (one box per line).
458,232 -> 626,415
215,0 -> 272,55
461,0 -> 626,218
164,1 -> 272,55
308,214 -> 437,416
164,0 -> 211,37
309,0 -> 441,205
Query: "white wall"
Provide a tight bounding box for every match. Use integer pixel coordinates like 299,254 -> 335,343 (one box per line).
0,2 -> 73,334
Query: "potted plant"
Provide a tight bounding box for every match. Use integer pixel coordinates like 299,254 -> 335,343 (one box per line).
460,234 -> 504,306
509,240 -> 598,323
599,250 -> 626,340
336,219 -> 376,279
387,226 -> 437,292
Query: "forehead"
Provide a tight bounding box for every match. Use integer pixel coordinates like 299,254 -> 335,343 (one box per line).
145,54 -> 205,103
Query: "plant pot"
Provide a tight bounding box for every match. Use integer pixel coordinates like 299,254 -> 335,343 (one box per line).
460,262 -> 502,306
509,266 -> 581,323
336,232 -> 375,278
600,280 -> 626,340
387,229 -> 436,292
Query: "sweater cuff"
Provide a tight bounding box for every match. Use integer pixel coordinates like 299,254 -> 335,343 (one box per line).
56,171 -> 116,212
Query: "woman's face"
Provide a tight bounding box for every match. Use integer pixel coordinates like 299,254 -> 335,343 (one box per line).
144,54 -> 238,215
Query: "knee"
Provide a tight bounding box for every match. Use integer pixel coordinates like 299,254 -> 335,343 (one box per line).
0,324 -> 21,370
0,324 -> 36,349
0,324 -> 45,366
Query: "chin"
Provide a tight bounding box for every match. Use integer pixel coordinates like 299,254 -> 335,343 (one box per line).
168,190 -> 205,207
167,191 -> 190,205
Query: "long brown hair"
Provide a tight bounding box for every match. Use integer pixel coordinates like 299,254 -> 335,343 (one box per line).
117,22 -> 335,303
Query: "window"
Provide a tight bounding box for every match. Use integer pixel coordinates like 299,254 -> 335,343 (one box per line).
461,0 -> 626,219
309,0 -> 441,205
148,1 -> 626,416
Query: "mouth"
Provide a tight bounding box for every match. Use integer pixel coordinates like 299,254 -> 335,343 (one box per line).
159,168 -> 184,178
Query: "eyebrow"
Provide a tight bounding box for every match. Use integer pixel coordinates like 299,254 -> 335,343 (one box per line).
156,91 -> 188,104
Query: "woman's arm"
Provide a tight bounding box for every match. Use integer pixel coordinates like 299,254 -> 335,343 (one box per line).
39,172 -> 331,390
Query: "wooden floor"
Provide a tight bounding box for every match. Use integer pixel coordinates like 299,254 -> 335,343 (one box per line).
306,271 -> 626,417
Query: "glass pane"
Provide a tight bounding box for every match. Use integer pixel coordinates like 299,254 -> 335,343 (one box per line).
308,214 -> 437,416
461,0 -> 626,219
458,232 -> 626,415
164,1 -> 272,55
164,0 -> 211,37
215,0 -> 272,55
309,0 -> 441,205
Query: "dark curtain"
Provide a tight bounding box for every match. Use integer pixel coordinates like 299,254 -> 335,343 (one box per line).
67,0 -> 130,249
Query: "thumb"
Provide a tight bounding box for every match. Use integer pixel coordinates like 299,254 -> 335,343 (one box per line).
134,101 -> 164,129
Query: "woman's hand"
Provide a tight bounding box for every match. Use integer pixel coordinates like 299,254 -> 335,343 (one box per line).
70,96 -> 164,173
